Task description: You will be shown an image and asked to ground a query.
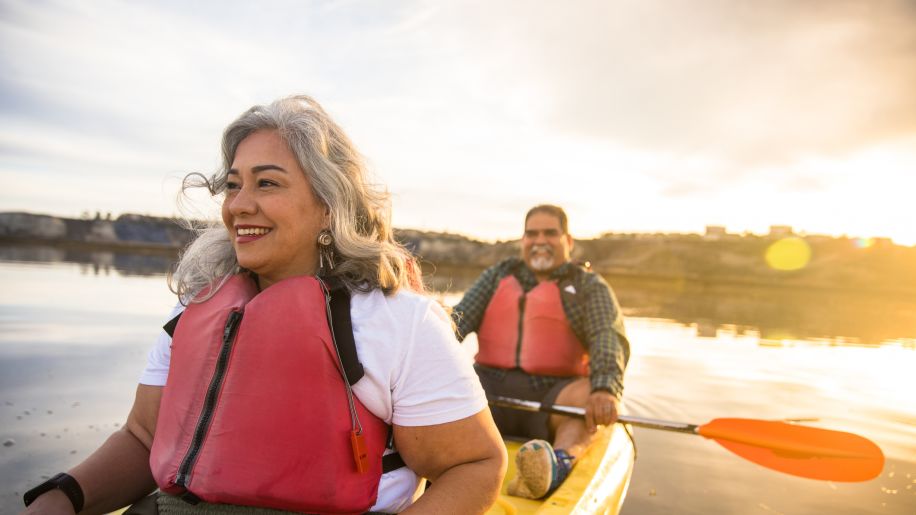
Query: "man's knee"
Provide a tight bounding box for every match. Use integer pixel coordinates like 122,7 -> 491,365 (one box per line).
554,377 -> 591,407
548,378 -> 591,438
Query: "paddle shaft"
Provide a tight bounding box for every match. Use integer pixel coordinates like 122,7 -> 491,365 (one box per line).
488,396 -> 699,434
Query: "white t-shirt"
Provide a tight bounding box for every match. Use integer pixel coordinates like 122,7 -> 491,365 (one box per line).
140,288 -> 487,513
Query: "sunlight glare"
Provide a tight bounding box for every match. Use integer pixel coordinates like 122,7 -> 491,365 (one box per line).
765,237 -> 812,271
853,237 -> 875,249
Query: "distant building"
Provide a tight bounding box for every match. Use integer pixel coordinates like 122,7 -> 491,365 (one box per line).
704,225 -> 727,240
769,225 -> 793,237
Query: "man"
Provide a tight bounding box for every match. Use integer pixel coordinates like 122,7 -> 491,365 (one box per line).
452,204 -> 630,499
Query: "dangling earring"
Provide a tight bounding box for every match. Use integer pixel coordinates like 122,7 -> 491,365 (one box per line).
317,229 -> 335,276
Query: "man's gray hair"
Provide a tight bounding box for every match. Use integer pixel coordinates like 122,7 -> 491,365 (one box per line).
525,204 -> 569,234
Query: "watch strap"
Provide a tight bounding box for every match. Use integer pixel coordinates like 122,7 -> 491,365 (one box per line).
23,472 -> 85,512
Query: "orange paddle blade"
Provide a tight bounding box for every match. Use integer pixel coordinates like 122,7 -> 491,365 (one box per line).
698,418 -> 884,482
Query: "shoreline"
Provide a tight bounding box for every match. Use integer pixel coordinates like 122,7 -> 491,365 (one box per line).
0,239 -> 906,299
4,211 -> 916,297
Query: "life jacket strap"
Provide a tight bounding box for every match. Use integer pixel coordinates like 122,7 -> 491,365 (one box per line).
324,276 -> 365,385
163,312 -> 181,338
382,452 -> 406,473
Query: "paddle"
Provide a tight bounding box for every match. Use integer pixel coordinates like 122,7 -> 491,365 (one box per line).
488,396 -> 884,482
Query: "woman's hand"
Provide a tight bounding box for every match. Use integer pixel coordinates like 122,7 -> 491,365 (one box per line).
20,385 -> 162,515
19,488 -> 75,515
395,409 -> 507,514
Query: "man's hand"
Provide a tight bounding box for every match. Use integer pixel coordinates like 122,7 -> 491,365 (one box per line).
584,390 -> 619,433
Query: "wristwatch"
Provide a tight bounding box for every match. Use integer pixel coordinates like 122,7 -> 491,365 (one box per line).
23,472 -> 85,512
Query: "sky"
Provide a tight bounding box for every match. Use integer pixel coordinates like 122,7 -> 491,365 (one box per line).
1,0 -> 915,243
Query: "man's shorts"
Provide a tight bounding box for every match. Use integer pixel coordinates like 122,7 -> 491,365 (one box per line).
475,365 -> 577,441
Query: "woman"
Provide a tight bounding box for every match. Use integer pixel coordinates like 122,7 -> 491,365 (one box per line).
21,96 -> 506,514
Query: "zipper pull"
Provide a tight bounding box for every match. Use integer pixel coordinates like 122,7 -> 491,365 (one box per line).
223,311 -> 241,342
350,430 -> 369,473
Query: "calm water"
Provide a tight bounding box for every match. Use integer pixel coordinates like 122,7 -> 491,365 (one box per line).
1,245 -> 914,514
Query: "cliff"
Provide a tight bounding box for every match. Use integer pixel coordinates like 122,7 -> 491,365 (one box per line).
0,212 -> 196,250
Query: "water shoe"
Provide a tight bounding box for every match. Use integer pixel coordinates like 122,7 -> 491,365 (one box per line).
508,439 -> 574,499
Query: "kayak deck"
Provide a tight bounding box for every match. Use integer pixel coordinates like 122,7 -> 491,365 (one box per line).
486,424 -> 636,515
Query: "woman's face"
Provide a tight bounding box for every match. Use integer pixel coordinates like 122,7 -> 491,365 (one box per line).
221,129 -> 328,289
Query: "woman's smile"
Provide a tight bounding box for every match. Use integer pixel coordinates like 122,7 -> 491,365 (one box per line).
234,225 -> 272,243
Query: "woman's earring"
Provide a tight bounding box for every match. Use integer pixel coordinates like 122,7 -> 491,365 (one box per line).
317,229 -> 335,276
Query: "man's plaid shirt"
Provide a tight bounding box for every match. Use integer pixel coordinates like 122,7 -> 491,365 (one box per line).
452,258 -> 629,398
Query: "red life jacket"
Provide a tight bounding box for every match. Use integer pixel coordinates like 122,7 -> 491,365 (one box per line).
475,275 -> 588,377
149,274 -> 389,515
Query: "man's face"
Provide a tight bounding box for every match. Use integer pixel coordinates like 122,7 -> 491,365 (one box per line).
522,212 -> 573,275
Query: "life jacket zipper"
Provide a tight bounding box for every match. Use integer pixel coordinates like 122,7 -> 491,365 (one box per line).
175,309 -> 243,487
515,295 -> 526,368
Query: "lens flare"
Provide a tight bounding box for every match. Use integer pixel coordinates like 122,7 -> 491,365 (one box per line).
853,237 -> 875,249
765,237 -> 812,271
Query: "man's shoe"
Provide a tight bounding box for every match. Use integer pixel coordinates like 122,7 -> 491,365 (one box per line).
508,440 -> 574,499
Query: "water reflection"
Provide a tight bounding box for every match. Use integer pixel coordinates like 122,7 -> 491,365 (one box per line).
613,276 -> 916,346
0,243 -> 176,277
4,246 -> 916,345
426,263 -> 916,347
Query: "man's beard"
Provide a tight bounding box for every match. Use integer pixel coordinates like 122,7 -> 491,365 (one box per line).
528,244 -> 555,271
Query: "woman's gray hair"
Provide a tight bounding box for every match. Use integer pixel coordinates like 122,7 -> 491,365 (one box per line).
170,95 -> 421,302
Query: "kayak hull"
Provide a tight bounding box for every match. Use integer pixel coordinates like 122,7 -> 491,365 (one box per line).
487,424 -> 636,515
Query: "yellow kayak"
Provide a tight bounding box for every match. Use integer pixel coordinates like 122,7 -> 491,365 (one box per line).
112,425 -> 634,515
487,424 -> 636,515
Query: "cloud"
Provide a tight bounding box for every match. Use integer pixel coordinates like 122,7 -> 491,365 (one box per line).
432,0 -> 916,171
2,0 -> 914,243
